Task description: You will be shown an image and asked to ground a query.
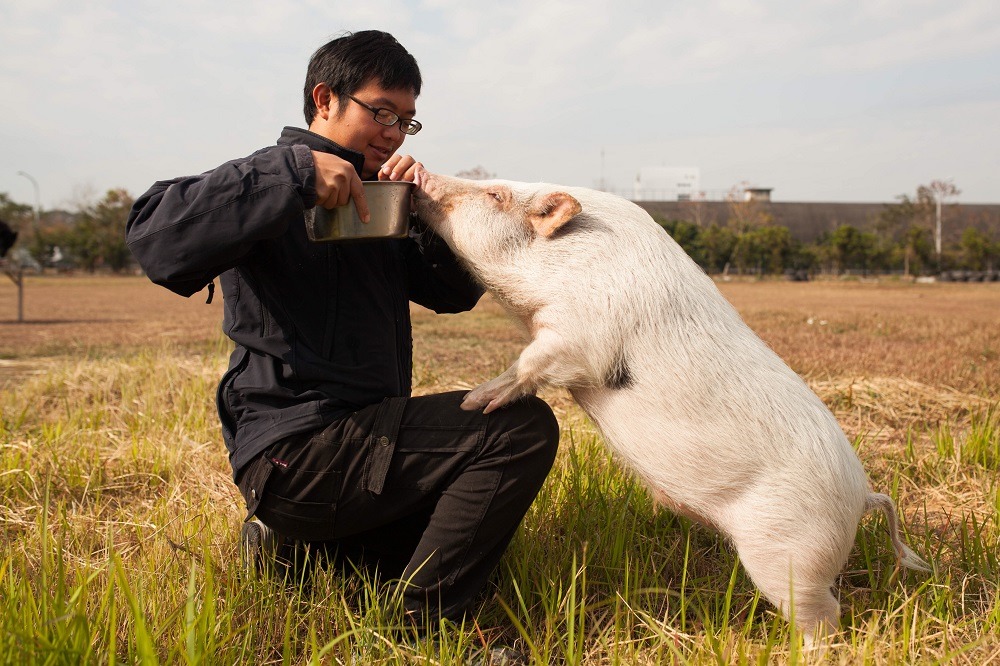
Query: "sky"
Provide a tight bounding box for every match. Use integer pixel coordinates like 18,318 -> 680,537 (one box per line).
1,0 -> 998,210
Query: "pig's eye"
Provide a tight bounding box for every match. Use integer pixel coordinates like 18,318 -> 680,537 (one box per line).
487,188 -> 511,207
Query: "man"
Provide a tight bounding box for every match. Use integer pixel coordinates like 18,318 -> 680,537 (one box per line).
0,220 -> 17,259
126,30 -> 558,644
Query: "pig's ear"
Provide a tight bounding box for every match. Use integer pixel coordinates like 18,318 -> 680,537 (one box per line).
528,192 -> 582,238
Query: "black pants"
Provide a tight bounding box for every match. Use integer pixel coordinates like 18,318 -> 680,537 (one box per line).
235,390 -> 559,623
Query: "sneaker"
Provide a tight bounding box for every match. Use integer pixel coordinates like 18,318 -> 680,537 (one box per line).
467,644 -> 529,665
392,638 -> 528,666
240,518 -> 281,573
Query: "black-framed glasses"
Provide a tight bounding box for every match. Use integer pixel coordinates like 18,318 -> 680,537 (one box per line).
346,95 -> 422,135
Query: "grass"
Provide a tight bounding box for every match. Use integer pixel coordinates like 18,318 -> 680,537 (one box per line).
0,278 -> 998,663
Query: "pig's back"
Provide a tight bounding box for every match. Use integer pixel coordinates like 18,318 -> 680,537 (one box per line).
547,191 -> 869,519
527,188 -> 763,366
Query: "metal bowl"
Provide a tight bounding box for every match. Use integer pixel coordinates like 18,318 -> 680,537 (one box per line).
305,181 -> 414,242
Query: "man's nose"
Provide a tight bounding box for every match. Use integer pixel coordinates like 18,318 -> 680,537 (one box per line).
382,122 -> 405,140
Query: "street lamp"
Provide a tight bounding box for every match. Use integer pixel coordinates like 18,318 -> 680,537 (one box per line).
16,170 -> 42,230
10,171 -> 42,324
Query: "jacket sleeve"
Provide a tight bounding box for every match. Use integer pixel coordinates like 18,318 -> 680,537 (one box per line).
125,144 -> 316,297
402,218 -> 485,314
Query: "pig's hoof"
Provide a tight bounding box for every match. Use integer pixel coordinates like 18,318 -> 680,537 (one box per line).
463,386 -> 504,412
461,390 -> 490,411
483,397 -> 509,414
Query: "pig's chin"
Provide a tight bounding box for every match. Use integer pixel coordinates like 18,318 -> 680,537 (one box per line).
411,198 -> 452,238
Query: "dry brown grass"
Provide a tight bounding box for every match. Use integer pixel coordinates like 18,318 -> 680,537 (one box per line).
0,275 -> 225,356
4,275 -> 997,394
3,274 -> 996,463
716,280 -> 1000,397
4,274 -> 996,482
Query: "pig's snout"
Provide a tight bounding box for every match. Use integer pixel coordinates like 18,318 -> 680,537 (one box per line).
411,172 -> 456,216
410,171 -> 448,225
413,170 -> 445,200
412,169 -> 437,195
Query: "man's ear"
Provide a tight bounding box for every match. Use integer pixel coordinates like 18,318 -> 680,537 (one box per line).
312,83 -> 338,121
528,192 -> 582,237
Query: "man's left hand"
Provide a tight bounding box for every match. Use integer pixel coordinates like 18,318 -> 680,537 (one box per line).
379,154 -> 425,182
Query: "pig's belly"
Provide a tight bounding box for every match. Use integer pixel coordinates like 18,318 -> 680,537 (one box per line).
570,383 -> 870,527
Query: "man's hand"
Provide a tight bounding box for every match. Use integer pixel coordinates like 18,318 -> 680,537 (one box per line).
312,151 -> 370,222
379,154 -> 425,182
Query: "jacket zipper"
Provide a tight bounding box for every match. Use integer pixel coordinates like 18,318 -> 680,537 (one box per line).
390,243 -> 407,395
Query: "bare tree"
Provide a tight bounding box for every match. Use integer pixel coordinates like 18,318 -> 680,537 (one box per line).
924,179 -> 961,262
454,166 -> 496,180
680,194 -> 714,228
723,182 -> 775,276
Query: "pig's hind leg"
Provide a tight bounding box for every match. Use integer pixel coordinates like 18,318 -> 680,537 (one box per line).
723,506 -> 846,645
462,328 -> 584,414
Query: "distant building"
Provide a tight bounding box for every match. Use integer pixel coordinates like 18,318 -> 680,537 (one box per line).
744,187 -> 773,202
633,166 -> 700,201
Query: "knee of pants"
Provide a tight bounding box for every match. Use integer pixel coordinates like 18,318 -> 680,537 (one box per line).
490,394 -> 560,467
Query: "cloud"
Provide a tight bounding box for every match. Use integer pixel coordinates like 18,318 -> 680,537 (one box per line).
0,1 -> 997,206
818,1 -> 1000,71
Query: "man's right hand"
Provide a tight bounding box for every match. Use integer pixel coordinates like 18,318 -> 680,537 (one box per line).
311,151 -> 370,223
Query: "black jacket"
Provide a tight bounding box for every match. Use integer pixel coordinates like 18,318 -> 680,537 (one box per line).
126,127 -> 483,475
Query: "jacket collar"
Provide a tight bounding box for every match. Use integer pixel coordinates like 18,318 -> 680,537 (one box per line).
277,127 -> 366,177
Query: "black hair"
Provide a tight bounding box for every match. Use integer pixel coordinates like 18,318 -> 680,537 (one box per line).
303,30 -> 422,124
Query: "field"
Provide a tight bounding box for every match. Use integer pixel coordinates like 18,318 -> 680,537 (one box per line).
1,275 -> 998,664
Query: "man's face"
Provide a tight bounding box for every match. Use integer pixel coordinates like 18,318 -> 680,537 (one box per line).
310,79 -> 417,179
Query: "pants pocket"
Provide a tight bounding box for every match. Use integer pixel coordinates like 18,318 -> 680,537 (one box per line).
257,487 -> 341,542
256,466 -> 343,542
268,466 -> 341,505
235,454 -> 275,521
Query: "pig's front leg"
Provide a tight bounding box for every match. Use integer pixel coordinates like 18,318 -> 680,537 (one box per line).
461,364 -> 525,413
462,328 -> 570,414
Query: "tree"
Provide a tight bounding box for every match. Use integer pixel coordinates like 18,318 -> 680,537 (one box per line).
697,225 -> 738,274
722,182 -> 775,276
66,188 -> 135,272
454,166 -> 495,180
724,181 -> 774,232
823,225 -> 878,275
788,243 -> 820,274
900,226 -> 934,276
877,182 -> 965,275
745,225 -> 795,275
959,227 -> 997,271
0,193 -> 34,231
656,218 -> 704,265
876,195 -> 930,276
924,179 -> 961,261
679,197 -> 715,228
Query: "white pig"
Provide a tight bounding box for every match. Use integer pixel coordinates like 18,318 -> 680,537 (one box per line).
411,172 -> 930,643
